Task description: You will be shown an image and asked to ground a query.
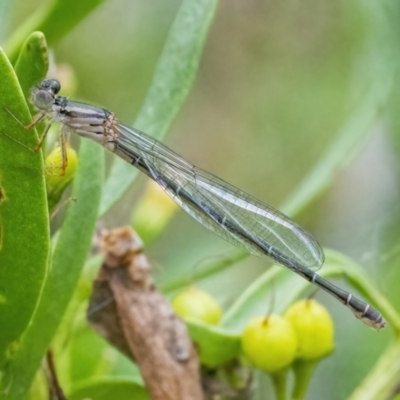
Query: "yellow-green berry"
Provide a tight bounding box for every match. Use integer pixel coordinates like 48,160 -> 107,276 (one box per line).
46,144 -> 78,211
241,315 -> 297,373
285,299 -> 334,360
172,287 -> 222,325
132,180 -> 178,243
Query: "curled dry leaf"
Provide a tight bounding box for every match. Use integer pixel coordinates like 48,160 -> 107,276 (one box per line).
87,226 -> 203,400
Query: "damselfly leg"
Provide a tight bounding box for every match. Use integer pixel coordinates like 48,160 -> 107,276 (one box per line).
4,107 -> 69,176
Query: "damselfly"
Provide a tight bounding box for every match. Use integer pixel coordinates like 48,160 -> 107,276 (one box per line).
24,79 -> 386,330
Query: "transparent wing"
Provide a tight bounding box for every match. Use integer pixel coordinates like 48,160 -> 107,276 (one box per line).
115,123 -> 325,271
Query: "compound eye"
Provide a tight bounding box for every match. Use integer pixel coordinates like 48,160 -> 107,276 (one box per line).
33,90 -> 54,110
49,79 -> 61,95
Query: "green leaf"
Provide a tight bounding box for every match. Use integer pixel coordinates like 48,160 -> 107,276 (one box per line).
221,249 -> 400,333
99,0 -> 219,215
185,318 -> 241,368
160,71 -> 394,296
184,0 -> 397,281
181,247 -> 399,367
349,337 -> 400,400
14,32 -> 48,101
0,47 -> 49,365
165,252 -> 398,366
280,0 -> 394,217
161,250 -> 248,294
1,140 -> 104,399
13,31 -> 49,148
68,378 -> 149,400
52,254 -> 103,361
280,78 -> 392,217
59,325 -> 142,389
4,0 -> 105,63
69,329 -> 116,383
322,249 -> 400,331
27,369 -> 48,400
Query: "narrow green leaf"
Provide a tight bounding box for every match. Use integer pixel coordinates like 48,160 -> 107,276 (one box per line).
4,0 -> 105,63
221,249 -> 399,333
185,318 -> 241,367
66,328 -> 120,385
52,254 -> 103,359
180,247 -> 398,366
0,48 -> 49,365
281,1 -> 395,217
99,0 -> 219,215
161,250 -> 247,294
349,337 -> 400,400
1,140 -> 104,399
322,249 -> 400,332
13,31 -> 49,144
68,378 -> 149,400
61,325 -> 142,389
160,73 -> 394,295
164,252 -> 398,368
27,369 -> 47,400
183,1 -> 397,281
14,32 -> 48,100
280,79 -> 391,217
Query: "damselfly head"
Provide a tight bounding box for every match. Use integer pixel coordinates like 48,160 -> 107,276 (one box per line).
30,79 -> 61,111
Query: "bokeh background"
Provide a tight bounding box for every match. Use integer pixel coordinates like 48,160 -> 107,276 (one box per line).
2,0 -> 400,399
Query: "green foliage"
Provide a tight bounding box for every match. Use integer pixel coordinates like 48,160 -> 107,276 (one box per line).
281,79 -> 392,217
13,31 -> 49,136
69,378 -> 149,400
349,337 -> 400,400
221,249 -> 400,333
281,1 -> 395,217
0,46 -> 49,366
171,249 -> 400,369
99,0 -> 219,215
0,0 -> 220,397
1,140 -> 104,399
185,318 -> 241,367
1,0 -> 400,399
4,0 -> 105,63
14,31 -> 48,100
162,250 -> 248,293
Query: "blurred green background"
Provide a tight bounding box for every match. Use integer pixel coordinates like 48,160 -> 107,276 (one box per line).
2,0 -> 400,398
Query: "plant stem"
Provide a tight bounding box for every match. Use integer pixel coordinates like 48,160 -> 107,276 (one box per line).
291,360 -> 318,400
270,368 -> 289,400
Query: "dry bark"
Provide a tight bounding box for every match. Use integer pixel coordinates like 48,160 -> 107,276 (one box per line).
88,226 -> 204,400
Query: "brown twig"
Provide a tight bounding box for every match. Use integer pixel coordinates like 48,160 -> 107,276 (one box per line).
87,227 -> 204,400
46,350 -> 67,400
